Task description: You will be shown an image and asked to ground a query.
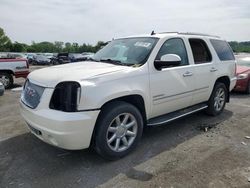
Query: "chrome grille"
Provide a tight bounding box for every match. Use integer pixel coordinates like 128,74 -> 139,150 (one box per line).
21,80 -> 45,109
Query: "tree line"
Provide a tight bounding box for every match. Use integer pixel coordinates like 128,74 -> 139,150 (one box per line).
228,41 -> 250,53
1,27 -> 250,53
0,27 -> 106,53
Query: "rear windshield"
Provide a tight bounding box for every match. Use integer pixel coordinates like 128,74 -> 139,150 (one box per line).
210,39 -> 235,61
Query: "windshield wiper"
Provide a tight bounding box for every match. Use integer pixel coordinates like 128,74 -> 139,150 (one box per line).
100,58 -> 128,66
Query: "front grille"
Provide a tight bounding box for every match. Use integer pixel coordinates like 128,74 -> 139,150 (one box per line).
21,80 -> 45,109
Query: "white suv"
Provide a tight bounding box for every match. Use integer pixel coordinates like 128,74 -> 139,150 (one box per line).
20,32 -> 236,160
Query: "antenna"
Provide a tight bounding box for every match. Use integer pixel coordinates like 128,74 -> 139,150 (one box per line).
151,30 -> 155,35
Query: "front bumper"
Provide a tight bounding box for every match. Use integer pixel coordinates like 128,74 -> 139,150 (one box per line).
20,101 -> 100,150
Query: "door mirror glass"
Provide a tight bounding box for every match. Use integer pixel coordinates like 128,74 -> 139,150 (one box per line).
154,54 -> 181,70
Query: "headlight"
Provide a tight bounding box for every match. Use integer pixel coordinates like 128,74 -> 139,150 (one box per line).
49,82 -> 81,112
237,73 -> 248,80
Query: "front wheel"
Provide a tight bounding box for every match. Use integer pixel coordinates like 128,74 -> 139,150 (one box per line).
206,82 -> 228,116
94,101 -> 143,160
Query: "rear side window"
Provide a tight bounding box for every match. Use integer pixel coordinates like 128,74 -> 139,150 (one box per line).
210,39 -> 235,61
189,39 -> 212,64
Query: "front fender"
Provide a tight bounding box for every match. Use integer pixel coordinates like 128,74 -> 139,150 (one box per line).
78,75 -> 150,117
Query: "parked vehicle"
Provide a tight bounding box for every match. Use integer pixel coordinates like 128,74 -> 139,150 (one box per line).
51,53 -> 88,64
20,32 -> 236,160
0,58 -> 29,88
44,53 -> 54,60
0,82 -> 4,96
0,53 -> 8,58
51,53 -> 70,64
7,53 -> 27,59
32,55 -> 51,65
68,53 -> 87,62
81,52 -> 94,60
26,53 -> 36,64
234,55 -> 250,93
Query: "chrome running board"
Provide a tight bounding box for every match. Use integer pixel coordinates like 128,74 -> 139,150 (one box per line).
147,103 -> 208,126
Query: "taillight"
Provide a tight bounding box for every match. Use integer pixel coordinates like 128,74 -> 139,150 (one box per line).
49,82 -> 81,112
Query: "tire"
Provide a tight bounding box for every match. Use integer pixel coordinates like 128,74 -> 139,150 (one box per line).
0,72 -> 13,89
52,60 -> 56,65
28,59 -> 33,64
206,82 -> 228,116
94,101 -> 143,160
246,81 -> 250,94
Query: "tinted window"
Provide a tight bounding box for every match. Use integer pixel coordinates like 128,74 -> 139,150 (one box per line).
155,38 -> 189,66
210,39 -> 235,61
189,39 -> 212,64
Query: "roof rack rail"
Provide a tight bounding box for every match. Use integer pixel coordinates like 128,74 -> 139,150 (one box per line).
156,31 -> 220,38
158,31 -> 178,34
178,32 -> 220,38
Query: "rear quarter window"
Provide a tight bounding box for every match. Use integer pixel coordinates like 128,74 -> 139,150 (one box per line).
210,39 -> 235,61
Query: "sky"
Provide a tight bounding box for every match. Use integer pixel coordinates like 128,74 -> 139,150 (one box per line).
0,0 -> 249,45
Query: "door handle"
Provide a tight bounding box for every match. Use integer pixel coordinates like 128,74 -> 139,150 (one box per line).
210,67 -> 218,72
183,71 -> 193,77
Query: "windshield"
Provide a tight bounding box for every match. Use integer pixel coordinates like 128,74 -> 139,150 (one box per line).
92,37 -> 158,66
236,55 -> 250,67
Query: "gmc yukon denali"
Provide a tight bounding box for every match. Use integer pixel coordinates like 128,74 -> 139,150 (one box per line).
20,32 -> 237,160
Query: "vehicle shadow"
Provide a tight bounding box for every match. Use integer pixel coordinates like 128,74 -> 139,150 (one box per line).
10,83 -> 22,89
0,110 -> 233,188
230,91 -> 250,99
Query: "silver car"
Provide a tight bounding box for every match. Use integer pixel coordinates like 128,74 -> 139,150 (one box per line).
0,82 -> 4,96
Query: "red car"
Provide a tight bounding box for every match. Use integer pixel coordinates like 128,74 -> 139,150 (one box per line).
234,55 -> 250,94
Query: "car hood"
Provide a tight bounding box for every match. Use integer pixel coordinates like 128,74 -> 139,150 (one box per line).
28,61 -> 132,88
236,65 -> 250,75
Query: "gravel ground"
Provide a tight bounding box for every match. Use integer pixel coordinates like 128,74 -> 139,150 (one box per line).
0,65 -> 250,187
99,94 -> 250,188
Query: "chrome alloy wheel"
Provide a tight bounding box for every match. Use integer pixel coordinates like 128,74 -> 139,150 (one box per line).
0,75 -> 10,88
214,88 -> 225,111
106,113 -> 138,152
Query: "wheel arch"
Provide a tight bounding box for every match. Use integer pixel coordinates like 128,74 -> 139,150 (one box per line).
215,76 -> 230,102
99,94 -> 147,123
0,70 -> 14,75
90,94 -> 147,147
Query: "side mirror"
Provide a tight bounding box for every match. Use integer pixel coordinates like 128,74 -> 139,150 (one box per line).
154,54 -> 181,70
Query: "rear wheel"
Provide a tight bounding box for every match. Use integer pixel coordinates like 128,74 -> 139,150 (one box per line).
206,82 -> 227,116
0,72 -> 13,89
94,101 -> 143,160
